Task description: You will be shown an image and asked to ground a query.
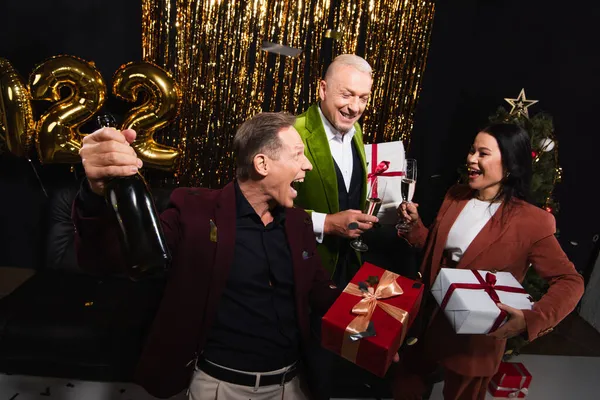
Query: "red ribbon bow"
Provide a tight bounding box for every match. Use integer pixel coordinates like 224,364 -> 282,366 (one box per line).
367,161 -> 391,180
368,144 -> 404,198
341,270 -> 409,363
439,270 -> 527,333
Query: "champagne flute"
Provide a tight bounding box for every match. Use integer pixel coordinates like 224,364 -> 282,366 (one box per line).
395,159 -> 417,231
350,177 -> 387,252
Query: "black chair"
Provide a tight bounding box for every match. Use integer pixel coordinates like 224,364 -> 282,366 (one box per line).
0,181 -> 172,381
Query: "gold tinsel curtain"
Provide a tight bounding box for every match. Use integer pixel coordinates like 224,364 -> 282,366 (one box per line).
142,0 -> 435,188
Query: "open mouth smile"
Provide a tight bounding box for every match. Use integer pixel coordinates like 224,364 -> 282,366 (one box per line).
467,167 -> 483,178
340,110 -> 357,120
290,178 -> 304,195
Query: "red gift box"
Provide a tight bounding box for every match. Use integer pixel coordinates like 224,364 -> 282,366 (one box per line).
488,362 -> 532,398
321,262 -> 423,376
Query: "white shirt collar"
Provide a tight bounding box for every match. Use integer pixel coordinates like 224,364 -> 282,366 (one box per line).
317,104 -> 356,142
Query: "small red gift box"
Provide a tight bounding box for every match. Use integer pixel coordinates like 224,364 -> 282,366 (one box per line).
488,362 -> 532,398
321,262 -> 423,377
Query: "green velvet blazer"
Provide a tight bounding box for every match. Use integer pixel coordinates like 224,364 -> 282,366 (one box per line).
294,103 -> 368,276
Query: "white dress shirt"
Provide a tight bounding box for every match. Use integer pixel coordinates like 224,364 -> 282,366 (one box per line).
311,106 -> 357,242
445,199 -> 501,262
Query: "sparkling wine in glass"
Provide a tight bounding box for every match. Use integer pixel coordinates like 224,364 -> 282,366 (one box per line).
401,177 -> 416,204
350,178 -> 386,252
396,159 -> 417,231
364,196 -> 383,219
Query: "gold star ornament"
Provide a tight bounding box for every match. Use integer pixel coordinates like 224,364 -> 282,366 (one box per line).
504,88 -> 539,118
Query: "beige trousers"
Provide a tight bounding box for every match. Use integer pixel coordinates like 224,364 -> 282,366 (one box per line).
188,362 -> 310,400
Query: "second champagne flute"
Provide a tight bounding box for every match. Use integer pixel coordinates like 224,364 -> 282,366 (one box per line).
395,159 -> 417,231
350,177 -> 387,252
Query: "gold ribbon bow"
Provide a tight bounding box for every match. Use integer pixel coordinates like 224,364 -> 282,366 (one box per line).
341,270 -> 410,362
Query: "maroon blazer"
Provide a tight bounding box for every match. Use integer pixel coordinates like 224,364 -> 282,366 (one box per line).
402,185 -> 584,377
73,182 -> 340,398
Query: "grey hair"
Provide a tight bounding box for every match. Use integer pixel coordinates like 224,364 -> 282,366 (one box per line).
233,112 -> 296,181
325,54 -> 372,79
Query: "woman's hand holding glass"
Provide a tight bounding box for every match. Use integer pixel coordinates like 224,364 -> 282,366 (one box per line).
396,201 -> 420,233
395,158 -> 418,232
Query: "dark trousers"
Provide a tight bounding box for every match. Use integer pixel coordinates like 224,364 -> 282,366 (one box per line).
305,247 -> 351,400
306,313 -> 390,400
332,238 -> 360,288
304,312 -> 335,400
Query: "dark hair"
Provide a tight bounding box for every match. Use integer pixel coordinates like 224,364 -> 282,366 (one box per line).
480,123 -> 532,204
233,112 -> 296,180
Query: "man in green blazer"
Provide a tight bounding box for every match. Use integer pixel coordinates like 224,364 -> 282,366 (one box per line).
294,54 -> 378,286
294,54 -> 381,399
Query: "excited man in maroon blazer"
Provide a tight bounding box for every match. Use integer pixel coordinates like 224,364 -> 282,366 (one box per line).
73,112 -> 343,399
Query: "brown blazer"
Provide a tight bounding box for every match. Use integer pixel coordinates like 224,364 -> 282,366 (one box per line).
73,182 -> 340,398
402,184 -> 584,377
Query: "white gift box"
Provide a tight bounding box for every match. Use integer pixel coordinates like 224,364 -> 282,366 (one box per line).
364,141 -> 405,225
431,268 -> 534,334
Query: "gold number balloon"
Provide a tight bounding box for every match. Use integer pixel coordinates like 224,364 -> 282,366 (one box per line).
113,62 -> 181,171
29,55 -> 106,163
0,58 -> 36,157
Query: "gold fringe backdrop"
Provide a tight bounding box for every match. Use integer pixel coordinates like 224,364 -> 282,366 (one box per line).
142,0 -> 435,188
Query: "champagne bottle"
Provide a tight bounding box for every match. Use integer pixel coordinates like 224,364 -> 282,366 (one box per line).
98,114 -> 171,279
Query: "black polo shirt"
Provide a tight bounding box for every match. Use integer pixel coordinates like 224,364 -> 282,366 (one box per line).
202,183 -> 300,371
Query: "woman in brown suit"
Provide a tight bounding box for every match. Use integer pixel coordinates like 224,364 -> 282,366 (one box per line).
392,123 -> 584,399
